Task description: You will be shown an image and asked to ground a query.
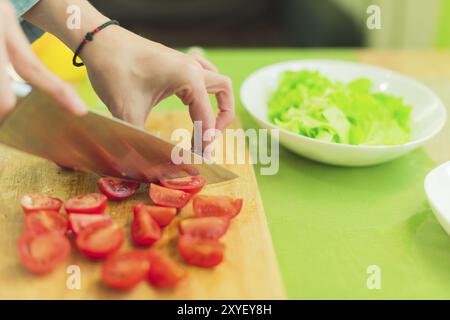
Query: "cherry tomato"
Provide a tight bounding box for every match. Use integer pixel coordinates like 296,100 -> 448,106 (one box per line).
159,175 -> 205,194
133,204 -> 176,228
132,207 -> 162,246
148,249 -> 186,288
17,232 -> 71,274
193,195 -> 243,219
97,177 -> 140,200
133,203 -> 144,216
149,184 -> 191,209
76,220 -> 124,259
68,213 -> 112,236
24,210 -> 68,235
179,217 -> 229,240
65,193 -> 107,214
20,194 -> 63,214
101,250 -> 151,290
177,235 -> 224,268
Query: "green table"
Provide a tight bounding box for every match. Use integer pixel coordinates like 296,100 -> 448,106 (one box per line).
78,49 -> 450,299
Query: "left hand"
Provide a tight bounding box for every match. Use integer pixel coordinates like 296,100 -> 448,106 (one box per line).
24,0 -> 234,153
80,26 -> 234,152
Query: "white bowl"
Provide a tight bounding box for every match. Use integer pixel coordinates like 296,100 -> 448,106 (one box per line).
240,60 -> 447,167
424,161 -> 450,236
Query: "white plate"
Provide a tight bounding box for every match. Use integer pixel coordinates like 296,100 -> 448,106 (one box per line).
425,161 -> 450,236
240,60 -> 447,166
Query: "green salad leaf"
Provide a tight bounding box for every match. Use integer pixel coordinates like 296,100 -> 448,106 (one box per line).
268,70 -> 412,145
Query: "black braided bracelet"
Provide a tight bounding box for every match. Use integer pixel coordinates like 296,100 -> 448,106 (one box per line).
72,20 -> 120,67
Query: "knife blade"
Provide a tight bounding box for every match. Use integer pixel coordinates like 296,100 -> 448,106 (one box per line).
0,89 -> 238,184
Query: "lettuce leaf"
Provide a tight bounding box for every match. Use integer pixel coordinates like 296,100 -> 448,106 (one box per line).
268,71 -> 412,146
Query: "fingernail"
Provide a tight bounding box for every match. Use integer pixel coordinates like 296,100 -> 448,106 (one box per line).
74,98 -> 89,115
203,145 -> 215,161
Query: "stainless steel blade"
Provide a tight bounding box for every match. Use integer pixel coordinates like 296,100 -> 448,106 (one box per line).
0,89 -> 238,184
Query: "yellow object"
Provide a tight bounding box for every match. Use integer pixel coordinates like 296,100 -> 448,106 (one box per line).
32,32 -> 86,82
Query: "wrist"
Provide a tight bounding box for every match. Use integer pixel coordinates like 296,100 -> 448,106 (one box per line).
71,20 -> 120,67
23,0 -> 109,50
77,24 -> 127,64
65,11 -> 114,51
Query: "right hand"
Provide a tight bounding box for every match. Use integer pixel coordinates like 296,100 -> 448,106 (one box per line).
0,0 -> 87,120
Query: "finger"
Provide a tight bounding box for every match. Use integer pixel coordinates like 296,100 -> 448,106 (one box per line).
177,84 -> 216,155
203,70 -> 235,131
190,53 -> 219,73
0,34 -> 16,120
4,15 -> 87,115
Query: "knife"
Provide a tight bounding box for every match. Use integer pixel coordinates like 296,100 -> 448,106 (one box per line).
0,88 -> 238,184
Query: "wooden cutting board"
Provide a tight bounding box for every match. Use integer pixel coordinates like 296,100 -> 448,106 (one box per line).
0,111 -> 286,300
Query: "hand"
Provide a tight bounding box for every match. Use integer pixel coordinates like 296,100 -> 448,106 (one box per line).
23,0 -> 235,153
0,0 -> 87,120
80,27 -> 234,152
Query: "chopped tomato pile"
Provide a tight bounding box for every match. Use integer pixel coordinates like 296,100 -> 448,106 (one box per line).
159,175 -> 205,194
17,175 -> 243,291
97,177 -> 140,200
149,183 -> 191,208
21,193 -> 63,213
64,193 -> 107,214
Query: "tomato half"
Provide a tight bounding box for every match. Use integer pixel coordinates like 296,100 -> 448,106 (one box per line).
24,210 -> 68,235
76,220 -> 124,259
159,175 -> 205,194
17,232 -> 71,274
193,195 -> 243,219
177,235 -> 224,268
149,184 -> 191,209
179,217 -> 229,240
20,194 -> 63,214
133,203 -> 144,216
65,193 -> 107,214
68,213 -> 112,236
101,250 -> 151,290
132,208 -> 162,246
134,204 -> 176,228
148,249 -> 186,288
97,177 -> 140,200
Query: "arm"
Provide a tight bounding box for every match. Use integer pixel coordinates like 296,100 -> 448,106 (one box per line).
23,0 -> 107,51
24,0 -> 235,153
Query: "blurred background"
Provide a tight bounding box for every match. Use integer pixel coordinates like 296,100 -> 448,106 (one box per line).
29,0 -> 450,105
86,0 -> 448,48
31,0 -> 450,84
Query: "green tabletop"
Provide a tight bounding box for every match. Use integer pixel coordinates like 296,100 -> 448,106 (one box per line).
78,49 -> 450,299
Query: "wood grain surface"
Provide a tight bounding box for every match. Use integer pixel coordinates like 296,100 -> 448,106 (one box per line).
0,111 -> 286,300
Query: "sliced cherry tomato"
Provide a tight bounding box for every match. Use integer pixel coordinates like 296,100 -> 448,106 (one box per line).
76,220 -> 124,259
65,193 -> 107,214
133,203 -> 144,216
101,250 -> 151,290
17,232 -> 71,274
20,194 -> 63,214
68,214 -> 112,236
159,175 -> 205,194
177,235 -> 224,268
24,210 -> 68,235
132,208 -> 162,246
193,195 -> 243,219
133,204 -> 176,228
148,249 -> 186,288
97,177 -> 140,200
179,217 -> 229,240
149,183 -> 191,209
